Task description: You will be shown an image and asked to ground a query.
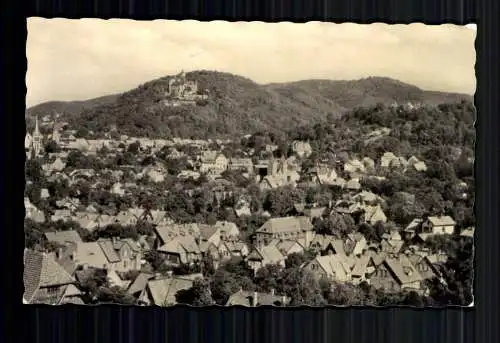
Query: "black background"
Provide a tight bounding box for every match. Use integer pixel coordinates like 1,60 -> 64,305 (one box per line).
2,0 -> 494,342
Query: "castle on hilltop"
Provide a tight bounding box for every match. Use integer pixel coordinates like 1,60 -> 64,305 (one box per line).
166,71 -> 208,102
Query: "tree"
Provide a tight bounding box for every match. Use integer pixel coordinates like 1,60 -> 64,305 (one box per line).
285,252 -> 313,269
210,258 -> 256,305
44,140 -> 59,154
263,186 -> 304,217
141,155 -> 156,166
95,286 -> 136,305
25,159 -> 42,183
319,212 -> 356,237
78,268 -> 109,303
326,282 -> 365,305
254,264 -> 284,292
279,268 -> 326,306
75,127 -> 89,138
66,150 -> 84,169
127,141 -> 141,154
175,278 -> 214,306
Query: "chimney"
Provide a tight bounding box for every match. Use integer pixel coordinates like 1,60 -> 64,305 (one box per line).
251,292 -> 258,307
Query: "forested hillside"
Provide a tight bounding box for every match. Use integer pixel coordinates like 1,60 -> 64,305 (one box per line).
27,71 -> 472,139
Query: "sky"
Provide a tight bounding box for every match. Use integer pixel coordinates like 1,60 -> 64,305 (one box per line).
26,18 -> 476,107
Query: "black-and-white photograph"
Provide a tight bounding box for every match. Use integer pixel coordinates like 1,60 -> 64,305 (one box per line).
24,19 -> 475,307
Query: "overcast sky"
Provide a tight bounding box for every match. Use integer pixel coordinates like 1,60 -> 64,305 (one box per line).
26,18 -> 476,107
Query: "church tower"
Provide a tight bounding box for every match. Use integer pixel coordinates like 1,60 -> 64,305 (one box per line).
32,116 -> 43,157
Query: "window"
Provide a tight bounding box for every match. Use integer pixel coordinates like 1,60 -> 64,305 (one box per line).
123,260 -> 127,268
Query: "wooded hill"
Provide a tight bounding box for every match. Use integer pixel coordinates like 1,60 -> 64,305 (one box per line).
27,70 -> 472,139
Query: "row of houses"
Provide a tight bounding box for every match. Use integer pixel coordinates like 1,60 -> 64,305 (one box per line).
24,205 -> 463,306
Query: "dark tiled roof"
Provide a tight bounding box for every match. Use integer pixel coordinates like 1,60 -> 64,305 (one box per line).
24,250 -> 75,304
97,240 -> 121,263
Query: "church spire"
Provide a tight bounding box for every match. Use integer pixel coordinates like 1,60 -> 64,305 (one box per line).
34,116 -> 40,136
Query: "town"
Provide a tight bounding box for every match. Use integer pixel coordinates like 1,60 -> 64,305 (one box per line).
24,84 -> 475,307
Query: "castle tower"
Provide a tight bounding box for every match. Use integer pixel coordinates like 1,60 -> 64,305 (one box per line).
32,116 -> 43,157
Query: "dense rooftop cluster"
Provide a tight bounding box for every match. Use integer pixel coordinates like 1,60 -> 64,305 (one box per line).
24,94 -> 474,307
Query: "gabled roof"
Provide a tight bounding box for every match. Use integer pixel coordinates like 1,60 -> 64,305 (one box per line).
276,240 -> 302,253
256,216 -> 313,234
405,218 -> 423,232
325,239 -> 347,256
248,245 -> 284,264
158,234 -> 200,256
427,216 -> 456,226
198,224 -> 219,241
113,238 -> 141,253
313,255 -> 352,279
145,275 -> 202,306
384,255 -> 424,285
363,205 -> 386,223
310,234 -> 335,250
44,230 -> 83,245
24,250 -> 75,303
352,255 -> 371,277
214,221 -> 240,235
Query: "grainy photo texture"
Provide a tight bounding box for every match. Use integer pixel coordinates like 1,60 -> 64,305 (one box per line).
24,19 -> 476,307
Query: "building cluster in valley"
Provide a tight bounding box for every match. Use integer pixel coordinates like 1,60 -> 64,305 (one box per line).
23,116 -> 474,306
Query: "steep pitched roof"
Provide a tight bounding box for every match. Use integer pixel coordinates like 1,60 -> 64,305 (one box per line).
127,272 -> 154,295
248,245 -> 284,264
310,234 -> 335,250
326,239 -> 347,256
198,224 -> 219,241
23,250 -> 75,303
214,221 -> 240,236
352,255 -> 371,277
97,240 -> 121,263
384,255 -> 424,285
314,255 -> 352,280
145,275 -> 201,306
